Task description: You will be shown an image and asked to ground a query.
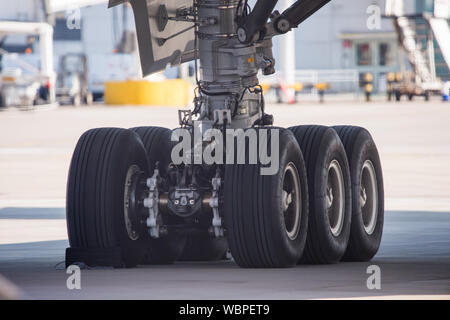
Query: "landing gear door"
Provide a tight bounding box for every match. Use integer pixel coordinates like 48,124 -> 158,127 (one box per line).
108,0 -> 196,77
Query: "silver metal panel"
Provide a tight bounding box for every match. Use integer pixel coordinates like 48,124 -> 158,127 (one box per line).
108,0 -> 195,76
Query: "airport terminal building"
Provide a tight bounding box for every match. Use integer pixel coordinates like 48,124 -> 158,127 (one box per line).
286,0 -> 449,92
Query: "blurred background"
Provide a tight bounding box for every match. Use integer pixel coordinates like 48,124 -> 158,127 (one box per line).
0,0 -> 448,107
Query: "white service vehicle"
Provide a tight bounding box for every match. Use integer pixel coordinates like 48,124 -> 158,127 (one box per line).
0,53 -> 49,108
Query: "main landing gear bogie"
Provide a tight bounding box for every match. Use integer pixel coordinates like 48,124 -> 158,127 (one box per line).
65,124 -> 384,268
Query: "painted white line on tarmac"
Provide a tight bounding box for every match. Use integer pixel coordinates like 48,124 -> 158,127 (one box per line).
0,199 -> 65,209
0,220 -> 68,245
0,148 -> 72,155
385,197 -> 450,212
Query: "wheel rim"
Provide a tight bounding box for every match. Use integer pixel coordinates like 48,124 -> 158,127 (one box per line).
124,164 -> 144,241
282,162 -> 301,240
360,160 -> 378,235
326,160 -> 345,237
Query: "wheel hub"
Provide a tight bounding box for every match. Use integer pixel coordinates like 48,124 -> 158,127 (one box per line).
326,160 -> 345,237
360,186 -> 367,207
360,160 -> 378,235
124,165 -> 147,241
282,162 -> 301,240
282,190 -> 293,211
326,185 -> 334,208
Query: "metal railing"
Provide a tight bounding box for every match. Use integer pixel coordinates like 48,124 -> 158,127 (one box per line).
261,68 -> 360,96
294,69 -> 359,93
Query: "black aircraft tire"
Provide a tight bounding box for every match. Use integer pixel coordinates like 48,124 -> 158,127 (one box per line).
332,126 -> 384,262
224,128 -> 309,268
67,128 -> 150,267
289,125 -> 352,264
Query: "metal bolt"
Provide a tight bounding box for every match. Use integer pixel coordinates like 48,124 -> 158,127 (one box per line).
160,226 -> 168,236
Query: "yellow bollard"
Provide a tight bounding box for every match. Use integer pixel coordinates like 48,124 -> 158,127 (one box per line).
104,79 -> 192,106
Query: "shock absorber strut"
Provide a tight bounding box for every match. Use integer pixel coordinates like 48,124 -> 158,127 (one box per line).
195,0 -> 269,129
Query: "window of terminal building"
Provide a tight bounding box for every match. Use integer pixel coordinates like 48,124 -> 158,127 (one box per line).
53,17 -> 82,41
379,43 -> 394,66
356,43 -> 371,66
